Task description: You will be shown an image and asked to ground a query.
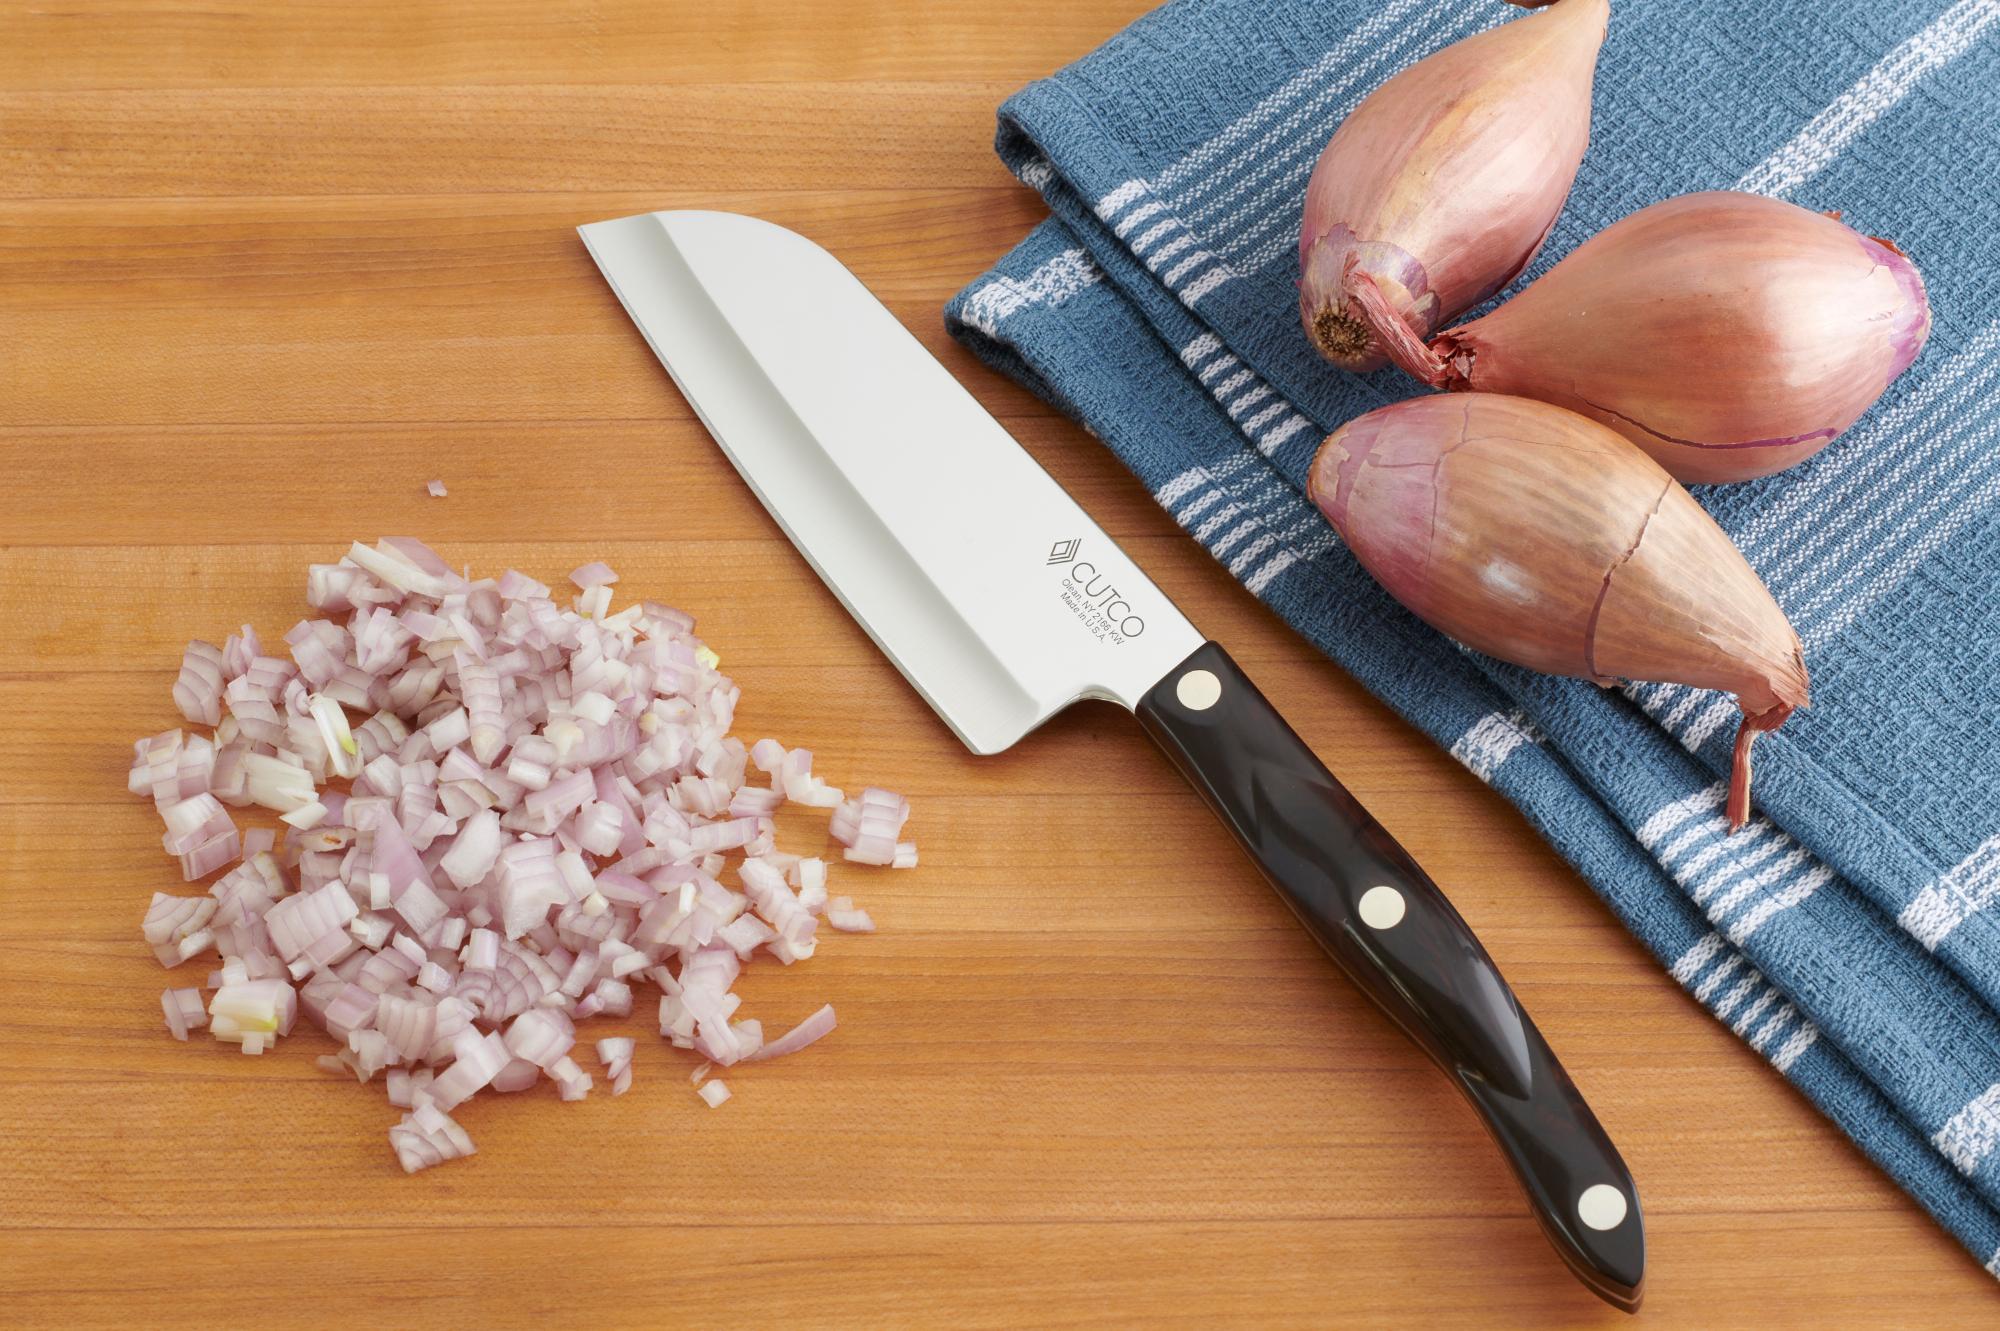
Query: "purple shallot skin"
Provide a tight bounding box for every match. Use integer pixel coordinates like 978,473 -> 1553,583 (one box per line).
1428,192 -> 1934,483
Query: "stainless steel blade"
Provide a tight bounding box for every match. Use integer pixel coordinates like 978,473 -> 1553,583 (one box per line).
579,210 -> 1204,754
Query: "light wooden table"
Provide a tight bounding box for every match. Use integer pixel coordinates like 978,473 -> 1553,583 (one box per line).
1,3 -> 1990,1325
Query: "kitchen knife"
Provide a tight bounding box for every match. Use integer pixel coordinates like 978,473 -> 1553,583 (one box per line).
579,209 -> 1644,1311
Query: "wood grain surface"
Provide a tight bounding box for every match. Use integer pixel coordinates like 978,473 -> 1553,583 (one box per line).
1,3 -> 1990,1325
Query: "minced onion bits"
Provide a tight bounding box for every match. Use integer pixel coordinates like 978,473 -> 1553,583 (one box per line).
131,538 -> 913,1173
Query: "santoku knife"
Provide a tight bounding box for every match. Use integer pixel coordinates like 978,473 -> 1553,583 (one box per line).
579,209 -> 1644,1311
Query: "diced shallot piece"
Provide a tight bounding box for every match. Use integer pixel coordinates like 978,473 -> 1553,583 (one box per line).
429,1029 -> 511,1111
389,1100 -> 476,1174
830,787 -> 912,866
173,641 -> 227,727
596,1037 -> 635,1095
208,976 -> 298,1054
161,987 -> 209,1040
745,1004 -> 837,1063
826,897 -> 875,933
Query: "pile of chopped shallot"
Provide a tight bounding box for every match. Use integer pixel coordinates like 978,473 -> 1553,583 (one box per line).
134,537 -> 912,1174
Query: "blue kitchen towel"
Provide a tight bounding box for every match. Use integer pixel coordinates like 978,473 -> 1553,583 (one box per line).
945,0 -> 2000,1273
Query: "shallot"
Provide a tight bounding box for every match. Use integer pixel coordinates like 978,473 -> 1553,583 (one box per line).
597,1037 -> 635,1095
131,537 -> 912,1173
1423,192 -> 1932,482
1309,396 -> 1807,828
1299,0 -> 1607,373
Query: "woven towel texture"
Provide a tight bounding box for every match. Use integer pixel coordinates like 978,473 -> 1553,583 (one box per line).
945,0 -> 2000,1270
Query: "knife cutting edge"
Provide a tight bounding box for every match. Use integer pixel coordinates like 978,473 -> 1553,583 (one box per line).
578,209 -> 1645,1311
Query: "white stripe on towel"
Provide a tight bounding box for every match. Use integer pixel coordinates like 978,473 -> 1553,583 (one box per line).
1737,323 -> 2000,563
1709,845 -> 1812,921
1675,819 -> 1766,887
1669,933 -> 1726,984
1226,7 -> 1497,267
1712,971 -> 1764,1021
1665,937 -> 1819,1074
1678,699 -> 1739,754
1191,4 -> 1479,227
1736,0 -> 2000,197
1729,983 -> 1782,1037
1690,829 -> 1787,907
1241,400 -> 1289,434
1163,249 -> 1223,288
1244,549 -> 1300,595
1226,385 -> 1273,419
1212,368 -> 1256,399
1638,784 -> 1730,853
1181,266 -> 1237,304
1449,709 -> 1541,783
1814,468 -> 2000,644
1899,837 -> 2000,951
1177,489 -> 1222,523
1256,413 -> 1313,454
1767,377 -> 2000,596
1751,1001 -> 1799,1054
1197,353 -> 1241,385
1132,218 -> 1179,254
1179,333 -> 1223,370
1113,200 -> 1167,238
1769,1021 -> 1820,1073
1935,1082 -> 2000,1175
1149,0 -> 1440,193
1729,865 -> 1834,943
1226,533 -> 1280,576
1210,511 -> 1264,557
1792,420 -> 2000,642
1657,814 -> 1731,874
1694,954 -> 1745,1003
1146,234 -> 1195,271
1094,179 -> 1148,219
957,248 -> 1102,336
1153,466 -> 1207,511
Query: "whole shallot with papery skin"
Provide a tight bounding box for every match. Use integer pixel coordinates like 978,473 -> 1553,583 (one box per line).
1309,395 -> 1807,828
1299,0 -> 1608,375
1420,191 -> 1933,482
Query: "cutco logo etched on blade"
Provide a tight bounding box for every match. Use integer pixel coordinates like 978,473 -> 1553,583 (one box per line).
1046,538 -> 1146,643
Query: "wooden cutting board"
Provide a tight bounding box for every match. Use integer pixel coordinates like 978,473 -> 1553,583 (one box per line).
0,3 -> 1990,1325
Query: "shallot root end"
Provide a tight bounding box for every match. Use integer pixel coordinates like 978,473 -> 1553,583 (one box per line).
1311,304 -> 1375,364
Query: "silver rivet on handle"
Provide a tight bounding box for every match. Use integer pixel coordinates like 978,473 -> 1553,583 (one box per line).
1175,668 -> 1222,711
1357,884 -> 1406,929
1577,1184 -> 1629,1231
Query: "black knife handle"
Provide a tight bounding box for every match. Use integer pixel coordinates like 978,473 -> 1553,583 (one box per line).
1136,641 -> 1643,1312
